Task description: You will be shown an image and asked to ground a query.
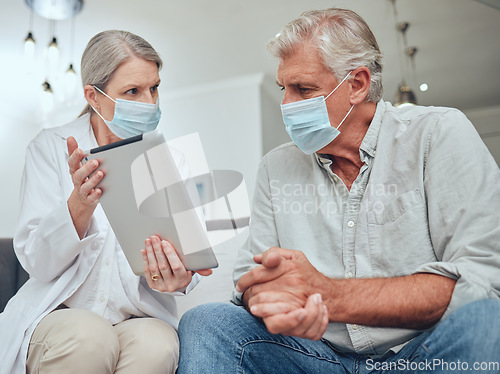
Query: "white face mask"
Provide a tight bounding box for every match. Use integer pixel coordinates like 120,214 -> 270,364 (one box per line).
280,72 -> 353,154
91,86 -> 161,139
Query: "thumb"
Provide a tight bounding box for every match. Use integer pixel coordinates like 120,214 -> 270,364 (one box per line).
261,251 -> 283,269
67,136 -> 78,156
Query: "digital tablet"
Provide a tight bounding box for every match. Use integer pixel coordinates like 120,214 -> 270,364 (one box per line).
83,130 -> 218,275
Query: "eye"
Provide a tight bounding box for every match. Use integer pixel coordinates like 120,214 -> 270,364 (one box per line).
125,88 -> 138,95
150,84 -> 159,93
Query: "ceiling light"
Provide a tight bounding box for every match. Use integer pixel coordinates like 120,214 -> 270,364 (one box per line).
25,0 -> 84,21
47,36 -> 59,70
41,80 -> 54,112
395,83 -> 417,107
24,32 -> 36,60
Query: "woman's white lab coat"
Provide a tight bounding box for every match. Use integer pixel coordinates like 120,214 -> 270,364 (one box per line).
0,114 -> 199,374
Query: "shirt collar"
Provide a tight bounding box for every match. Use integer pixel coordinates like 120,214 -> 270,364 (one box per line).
359,99 -> 386,159
315,100 -> 386,168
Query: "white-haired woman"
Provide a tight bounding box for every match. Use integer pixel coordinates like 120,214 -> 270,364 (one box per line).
0,30 -> 210,374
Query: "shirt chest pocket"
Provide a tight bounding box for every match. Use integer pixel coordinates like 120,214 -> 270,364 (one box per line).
366,188 -> 436,276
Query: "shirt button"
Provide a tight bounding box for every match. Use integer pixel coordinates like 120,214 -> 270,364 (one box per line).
347,271 -> 353,279
352,324 -> 359,330
92,241 -> 99,250
347,220 -> 355,228
105,259 -> 111,266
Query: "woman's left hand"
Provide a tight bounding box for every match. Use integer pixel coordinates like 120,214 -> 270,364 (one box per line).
141,235 -> 212,292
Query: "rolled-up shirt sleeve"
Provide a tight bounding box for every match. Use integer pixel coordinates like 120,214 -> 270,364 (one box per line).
414,109 -> 500,319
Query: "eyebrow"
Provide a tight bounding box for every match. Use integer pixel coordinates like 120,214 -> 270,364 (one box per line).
121,79 -> 161,90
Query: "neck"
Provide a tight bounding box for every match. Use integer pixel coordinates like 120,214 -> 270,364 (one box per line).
321,101 -> 376,188
90,113 -> 121,146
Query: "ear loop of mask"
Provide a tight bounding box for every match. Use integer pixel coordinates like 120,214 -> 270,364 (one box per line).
336,105 -> 354,130
93,85 -> 117,103
90,85 -> 116,123
324,72 -> 354,130
324,72 -> 352,101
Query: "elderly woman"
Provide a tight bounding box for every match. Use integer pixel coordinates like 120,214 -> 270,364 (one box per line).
0,30 -> 210,374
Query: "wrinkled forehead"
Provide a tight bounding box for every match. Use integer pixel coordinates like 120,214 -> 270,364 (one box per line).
276,43 -> 332,84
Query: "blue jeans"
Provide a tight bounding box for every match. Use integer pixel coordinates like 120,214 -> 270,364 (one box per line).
177,299 -> 500,374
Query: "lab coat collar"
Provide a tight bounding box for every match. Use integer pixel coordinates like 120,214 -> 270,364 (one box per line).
52,113 -> 98,154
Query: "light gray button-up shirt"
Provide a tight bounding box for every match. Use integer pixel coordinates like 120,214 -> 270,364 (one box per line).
232,100 -> 500,355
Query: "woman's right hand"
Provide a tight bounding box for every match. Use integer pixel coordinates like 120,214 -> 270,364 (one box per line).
67,136 -> 104,239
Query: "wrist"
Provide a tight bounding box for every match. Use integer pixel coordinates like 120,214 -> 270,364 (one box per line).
67,192 -> 94,239
315,277 -> 349,323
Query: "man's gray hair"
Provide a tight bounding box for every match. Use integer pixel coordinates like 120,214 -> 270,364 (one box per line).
79,30 -> 162,116
267,8 -> 383,102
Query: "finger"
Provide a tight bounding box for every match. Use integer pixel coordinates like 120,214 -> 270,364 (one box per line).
250,302 -> 296,318
68,147 -> 83,175
260,251 -> 283,269
236,263 -> 285,294
247,288 -> 301,308
238,247 -> 299,293
67,136 -> 78,157
264,309 -> 303,335
262,247 -> 296,262
253,254 -> 263,264
146,236 -> 160,277
153,236 -> 172,279
261,293 -> 321,336
79,170 -> 104,197
85,187 -> 102,204
141,246 -> 155,289
162,240 -> 188,276
67,137 -> 80,173
311,305 -> 329,341
293,294 -> 325,340
72,159 -> 99,187
195,269 -> 213,276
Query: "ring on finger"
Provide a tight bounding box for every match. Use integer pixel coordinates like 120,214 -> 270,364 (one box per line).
151,273 -> 161,281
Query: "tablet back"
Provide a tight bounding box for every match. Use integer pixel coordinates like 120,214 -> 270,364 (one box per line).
84,130 -> 218,275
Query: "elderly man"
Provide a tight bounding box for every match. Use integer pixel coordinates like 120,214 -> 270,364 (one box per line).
177,8 -> 500,374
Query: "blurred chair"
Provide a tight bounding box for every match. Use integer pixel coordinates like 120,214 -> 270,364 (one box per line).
0,238 -> 29,312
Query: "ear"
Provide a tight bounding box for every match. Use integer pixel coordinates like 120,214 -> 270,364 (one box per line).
84,85 -> 100,111
349,67 -> 371,105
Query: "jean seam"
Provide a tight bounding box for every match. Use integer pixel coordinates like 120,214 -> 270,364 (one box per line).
238,339 -> 341,370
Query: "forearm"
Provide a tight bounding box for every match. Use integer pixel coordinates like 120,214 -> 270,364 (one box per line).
320,273 -> 456,329
68,191 -> 96,239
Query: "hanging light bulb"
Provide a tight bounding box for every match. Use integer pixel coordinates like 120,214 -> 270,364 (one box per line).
47,36 -> 59,66
64,63 -> 78,98
24,31 -> 36,61
66,63 -> 76,75
41,80 -> 54,112
394,82 -> 417,107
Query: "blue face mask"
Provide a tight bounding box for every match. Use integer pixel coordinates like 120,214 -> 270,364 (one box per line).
91,86 -> 161,139
280,72 -> 354,154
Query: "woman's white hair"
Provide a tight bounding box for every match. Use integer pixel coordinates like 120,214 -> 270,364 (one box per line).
79,30 -> 162,116
267,8 -> 383,102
